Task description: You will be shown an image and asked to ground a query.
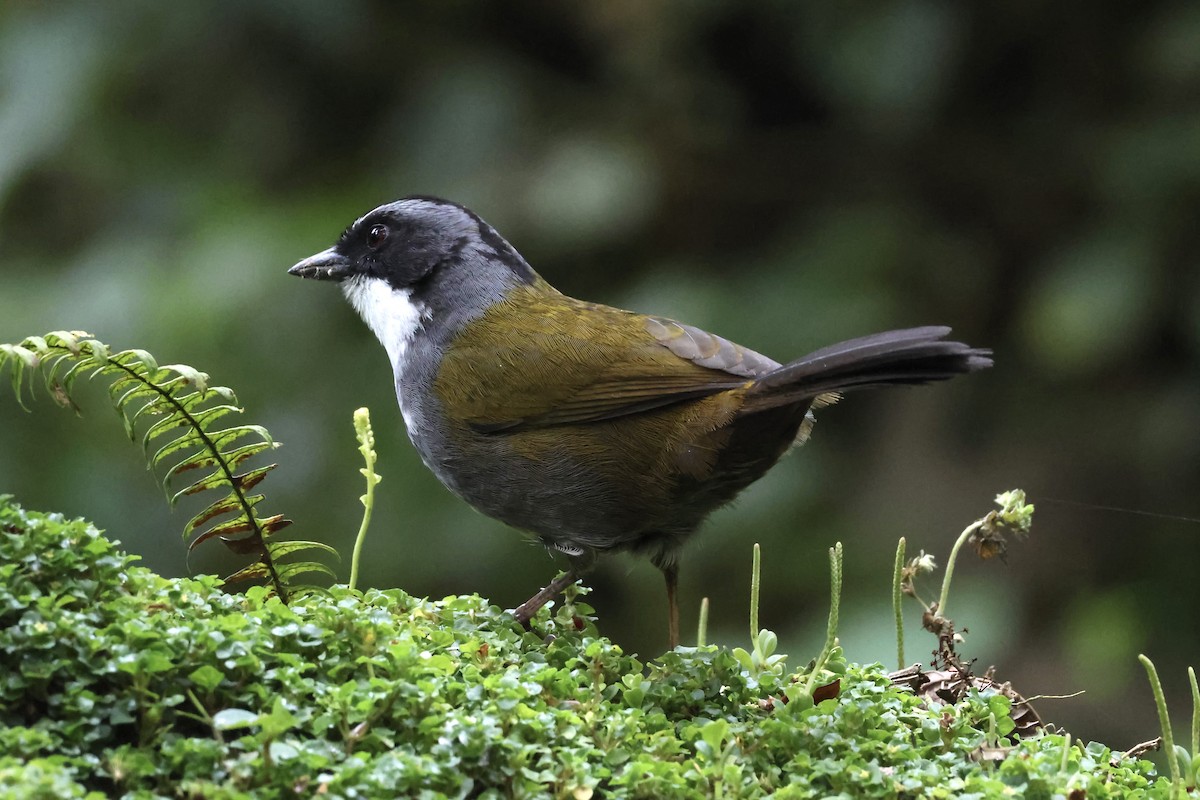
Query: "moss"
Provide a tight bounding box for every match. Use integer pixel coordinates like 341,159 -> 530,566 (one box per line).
0,495 -> 1170,798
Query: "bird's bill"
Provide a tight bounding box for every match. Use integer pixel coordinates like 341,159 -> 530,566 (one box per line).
287,247 -> 353,282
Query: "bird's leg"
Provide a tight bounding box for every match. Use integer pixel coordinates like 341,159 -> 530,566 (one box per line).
661,562 -> 680,650
512,570 -> 579,628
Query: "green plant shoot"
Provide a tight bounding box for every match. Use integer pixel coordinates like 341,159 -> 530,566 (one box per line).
893,536 -> 906,669
350,407 -> 381,593
1139,654 -> 1182,798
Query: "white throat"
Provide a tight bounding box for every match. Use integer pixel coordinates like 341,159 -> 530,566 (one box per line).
341,276 -> 426,376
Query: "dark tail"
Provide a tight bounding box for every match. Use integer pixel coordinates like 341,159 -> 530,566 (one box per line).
744,326 -> 992,412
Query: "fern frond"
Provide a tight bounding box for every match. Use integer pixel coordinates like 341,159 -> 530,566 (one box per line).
276,560 -> 338,583
0,330 -> 333,602
223,562 -> 271,585
267,539 -> 341,560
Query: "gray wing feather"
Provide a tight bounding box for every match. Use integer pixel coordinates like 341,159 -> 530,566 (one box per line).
645,316 -> 781,378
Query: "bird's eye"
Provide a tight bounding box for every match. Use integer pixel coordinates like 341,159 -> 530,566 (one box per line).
366,224 -> 389,250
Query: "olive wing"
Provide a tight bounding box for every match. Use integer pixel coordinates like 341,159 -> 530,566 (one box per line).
434,293 -> 777,433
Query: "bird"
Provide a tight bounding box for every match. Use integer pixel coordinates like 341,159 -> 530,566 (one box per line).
288,196 -> 992,648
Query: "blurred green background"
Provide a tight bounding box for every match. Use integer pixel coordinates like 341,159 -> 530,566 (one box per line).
1,1 -> 1198,748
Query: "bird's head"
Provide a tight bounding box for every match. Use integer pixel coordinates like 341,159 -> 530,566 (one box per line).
288,196 -> 540,370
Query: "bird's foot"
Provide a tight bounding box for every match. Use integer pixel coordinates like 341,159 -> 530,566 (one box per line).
512,571 -> 579,628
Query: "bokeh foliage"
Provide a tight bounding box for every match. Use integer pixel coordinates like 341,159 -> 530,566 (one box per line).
0,1 -> 1197,747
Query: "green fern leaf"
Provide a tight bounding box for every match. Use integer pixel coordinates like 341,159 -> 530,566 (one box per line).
112,381 -> 159,410
141,412 -> 189,450
258,514 -> 294,536
186,494 -> 263,535
158,363 -> 210,392
193,515 -> 258,543
142,404 -> 240,449
1,331 -> 337,603
1,344 -> 36,409
56,356 -> 93,396
203,425 -> 274,454
153,429 -> 212,466
188,523 -> 253,553
232,464 -> 276,493
221,535 -> 268,556
267,540 -> 341,560
113,348 -> 159,373
171,463 -> 277,501
223,562 -> 270,586
163,441 -> 275,491
276,561 -> 338,583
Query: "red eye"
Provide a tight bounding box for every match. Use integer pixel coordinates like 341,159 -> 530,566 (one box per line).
366,224 -> 388,250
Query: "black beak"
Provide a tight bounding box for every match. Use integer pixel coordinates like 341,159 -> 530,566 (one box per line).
288,247 -> 353,282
